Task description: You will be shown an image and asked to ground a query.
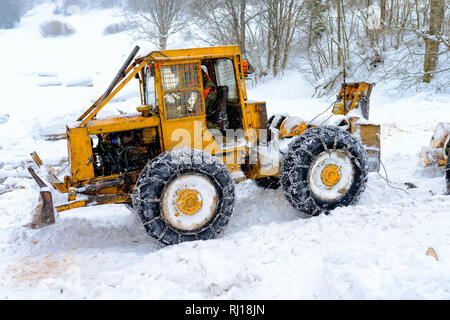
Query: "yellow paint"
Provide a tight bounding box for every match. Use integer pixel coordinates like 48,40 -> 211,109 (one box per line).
136,45 -> 242,62
67,126 -> 94,182
175,189 -> 203,216
321,164 -> 342,187
56,194 -> 130,212
351,123 -> 381,167
279,119 -> 308,138
85,113 -> 160,135
332,82 -> 374,116
30,152 -> 43,167
243,102 -> 269,143
56,200 -> 88,212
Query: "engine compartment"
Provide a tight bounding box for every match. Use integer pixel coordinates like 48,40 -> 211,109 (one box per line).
91,127 -> 160,177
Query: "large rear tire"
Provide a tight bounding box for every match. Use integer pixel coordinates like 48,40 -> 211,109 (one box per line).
131,148 -> 235,246
281,126 -> 368,216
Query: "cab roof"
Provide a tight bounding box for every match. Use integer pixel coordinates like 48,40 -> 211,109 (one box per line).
135,45 -> 242,62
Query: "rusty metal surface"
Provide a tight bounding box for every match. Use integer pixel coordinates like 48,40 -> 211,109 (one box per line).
257,103 -> 269,130
27,167 -> 56,229
77,176 -> 125,194
28,167 -> 47,188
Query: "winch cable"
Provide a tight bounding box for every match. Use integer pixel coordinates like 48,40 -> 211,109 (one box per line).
317,111 -> 338,128
278,100 -> 339,158
307,100 -> 336,126
377,159 -> 410,195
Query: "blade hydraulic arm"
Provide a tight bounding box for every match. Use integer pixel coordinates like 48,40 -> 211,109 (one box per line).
77,46 -> 146,126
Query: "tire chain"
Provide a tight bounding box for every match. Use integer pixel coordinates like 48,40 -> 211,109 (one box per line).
131,148 -> 235,246
281,126 -> 369,217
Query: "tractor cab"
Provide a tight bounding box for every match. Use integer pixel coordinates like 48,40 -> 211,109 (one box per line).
137,46 -> 268,154
142,55 -> 243,127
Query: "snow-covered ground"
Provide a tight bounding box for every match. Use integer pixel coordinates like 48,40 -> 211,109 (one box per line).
0,4 -> 449,299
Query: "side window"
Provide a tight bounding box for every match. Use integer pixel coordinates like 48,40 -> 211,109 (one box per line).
214,59 -> 238,101
144,65 -> 156,106
160,63 -> 204,120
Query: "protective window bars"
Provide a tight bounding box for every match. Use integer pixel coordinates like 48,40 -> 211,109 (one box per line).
160,63 -> 203,120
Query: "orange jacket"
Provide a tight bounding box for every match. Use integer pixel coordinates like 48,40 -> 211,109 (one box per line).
202,70 -> 216,99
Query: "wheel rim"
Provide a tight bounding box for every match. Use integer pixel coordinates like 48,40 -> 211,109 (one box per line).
309,150 -> 354,202
162,174 -> 218,231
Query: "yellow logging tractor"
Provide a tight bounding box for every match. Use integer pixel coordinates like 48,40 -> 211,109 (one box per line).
419,122 -> 450,194
28,45 -> 380,245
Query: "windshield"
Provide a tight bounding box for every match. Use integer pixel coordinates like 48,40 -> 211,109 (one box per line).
144,65 -> 156,106
214,58 -> 238,101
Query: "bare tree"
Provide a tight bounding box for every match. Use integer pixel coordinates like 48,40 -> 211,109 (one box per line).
127,0 -> 188,50
189,0 -> 250,55
295,0 -> 450,94
263,0 -> 305,77
303,0 -> 326,50
423,0 -> 446,83
0,0 -> 22,29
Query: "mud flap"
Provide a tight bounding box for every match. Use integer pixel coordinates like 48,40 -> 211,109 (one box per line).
27,167 -> 56,229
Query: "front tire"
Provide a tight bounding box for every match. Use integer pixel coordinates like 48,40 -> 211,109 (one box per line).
281,126 -> 368,216
132,148 -> 235,246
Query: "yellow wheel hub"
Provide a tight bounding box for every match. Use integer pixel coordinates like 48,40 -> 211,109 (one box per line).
280,121 -> 308,138
321,164 -> 342,187
175,189 -> 203,216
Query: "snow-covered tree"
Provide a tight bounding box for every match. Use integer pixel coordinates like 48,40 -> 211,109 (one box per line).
0,0 -> 22,29
126,0 -> 188,50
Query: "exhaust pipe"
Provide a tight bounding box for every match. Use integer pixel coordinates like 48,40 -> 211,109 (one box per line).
27,167 -> 56,229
